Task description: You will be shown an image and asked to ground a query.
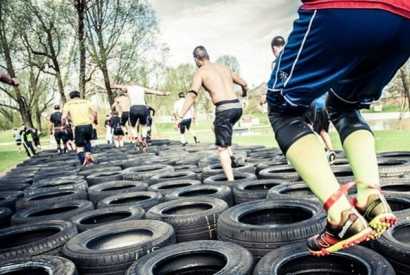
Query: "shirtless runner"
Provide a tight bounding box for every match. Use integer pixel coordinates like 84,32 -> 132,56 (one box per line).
112,91 -> 131,141
178,46 -> 248,181
112,83 -> 169,151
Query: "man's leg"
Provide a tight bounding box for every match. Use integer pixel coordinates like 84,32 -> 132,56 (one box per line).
218,146 -> 234,181
77,146 -> 85,164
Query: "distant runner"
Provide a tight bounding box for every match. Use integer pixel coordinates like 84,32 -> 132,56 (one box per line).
49,105 -> 68,154
63,91 -> 97,166
12,128 -> 22,152
112,83 -> 169,151
110,111 -> 125,148
174,92 -> 199,146
266,0 -> 408,256
178,46 -> 248,181
112,91 -> 131,141
260,36 -> 286,106
20,126 -> 36,157
305,94 -> 336,163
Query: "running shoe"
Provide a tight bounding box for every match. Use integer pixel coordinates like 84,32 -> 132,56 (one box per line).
308,208 -> 372,256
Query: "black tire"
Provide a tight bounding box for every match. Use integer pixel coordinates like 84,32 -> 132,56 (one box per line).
88,181 -> 148,203
71,206 -> 145,232
233,179 -> 289,204
203,172 -> 257,186
98,191 -> 163,211
255,159 -> 289,174
217,199 -> 326,258
174,164 -> 201,173
378,151 -> 410,159
383,192 -> 410,218
258,165 -> 300,181
165,184 -> 234,206
122,165 -> 174,181
0,207 -> 12,228
0,220 -> 77,260
16,189 -> 87,210
11,200 -> 94,225
202,163 -> 255,179
377,158 -> 410,178
62,220 -> 175,275
86,171 -> 124,186
381,181 -> 410,196
254,242 -> 395,275
0,256 -> 78,275
148,170 -> 198,184
267,183 -> 319,201
148,179 -> 202,195
78,166 -> 122,178
25,181 -> 88,196
146,197 -> 228,242
126,240 -> 253,275
371,220 -> 410,275
0,191 -> 21,211
0,183 -> 30,191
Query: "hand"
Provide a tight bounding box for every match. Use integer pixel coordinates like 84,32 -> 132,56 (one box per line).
242,86 -> 248,97
11,78 -> 19,87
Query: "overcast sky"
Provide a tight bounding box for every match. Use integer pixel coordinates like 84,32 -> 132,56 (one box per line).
150,0 -> 300,86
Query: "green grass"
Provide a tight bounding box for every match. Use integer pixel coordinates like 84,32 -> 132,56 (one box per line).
1,126 -> 410,173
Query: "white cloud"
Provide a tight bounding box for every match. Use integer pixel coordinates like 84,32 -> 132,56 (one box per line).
151,0 -> 299,86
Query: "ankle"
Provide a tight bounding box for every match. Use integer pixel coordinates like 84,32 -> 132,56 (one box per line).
356,188 -> 380,208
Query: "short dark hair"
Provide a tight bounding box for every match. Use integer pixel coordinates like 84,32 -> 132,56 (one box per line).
193,46 -> 209,60
178,92 -> 185,98
69,90 -> 81,99
54,105 -> 60,110
271,36 -> 285,48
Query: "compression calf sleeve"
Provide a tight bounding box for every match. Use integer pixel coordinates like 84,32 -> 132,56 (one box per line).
286,134 -> 352,224
343,130 -> 380,207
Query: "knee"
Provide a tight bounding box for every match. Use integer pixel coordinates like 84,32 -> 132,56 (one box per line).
326,97 -> 372,144
268,111 -> 313,154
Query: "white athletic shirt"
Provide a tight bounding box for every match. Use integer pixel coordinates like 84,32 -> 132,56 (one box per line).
128,85 -> 146,106
174,98 -> 193,120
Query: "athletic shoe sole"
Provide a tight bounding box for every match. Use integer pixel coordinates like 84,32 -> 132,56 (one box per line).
368,213 -> 397,240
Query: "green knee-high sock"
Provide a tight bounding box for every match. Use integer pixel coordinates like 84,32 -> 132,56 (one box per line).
343,130 -> 380,207
287,134 -> 352,224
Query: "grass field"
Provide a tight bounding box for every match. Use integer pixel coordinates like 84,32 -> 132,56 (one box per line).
1,125 -> 410,173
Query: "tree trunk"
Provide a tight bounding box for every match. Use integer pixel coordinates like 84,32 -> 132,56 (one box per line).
35,104 -> 42,131
0,8 -> 34,128
76,0 -> 87,98
101,63 -> 114,106
400,68 -> 410,110
47,30 -> 67,104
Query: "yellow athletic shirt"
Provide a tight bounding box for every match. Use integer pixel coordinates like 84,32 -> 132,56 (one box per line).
63,98 -> 94,126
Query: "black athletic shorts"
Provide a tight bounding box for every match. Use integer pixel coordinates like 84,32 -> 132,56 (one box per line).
121,112 -> 129,126
74,124 -> 93,147
129,105 -> 149,127
305,108 -> 330,134
214,100 -> 242,147
54,130 -> 68,145
179,119 -> 192,134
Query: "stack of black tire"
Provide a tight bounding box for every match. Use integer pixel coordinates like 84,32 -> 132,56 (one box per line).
0,141 -> 408,274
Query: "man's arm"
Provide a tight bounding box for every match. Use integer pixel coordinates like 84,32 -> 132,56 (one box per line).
178,71 -> 202,119
232,72 -> 248,97
145,88 -> 170,96
0,73 -> 19,86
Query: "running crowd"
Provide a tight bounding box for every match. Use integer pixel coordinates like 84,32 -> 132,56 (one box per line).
0,0 -> 408,257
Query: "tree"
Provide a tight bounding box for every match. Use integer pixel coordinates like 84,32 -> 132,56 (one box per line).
72,0 -> 89,98
0,0 -> 34,127
22,0 -> 70,104
86,0 -> 158,105
216,55 -> 240,74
